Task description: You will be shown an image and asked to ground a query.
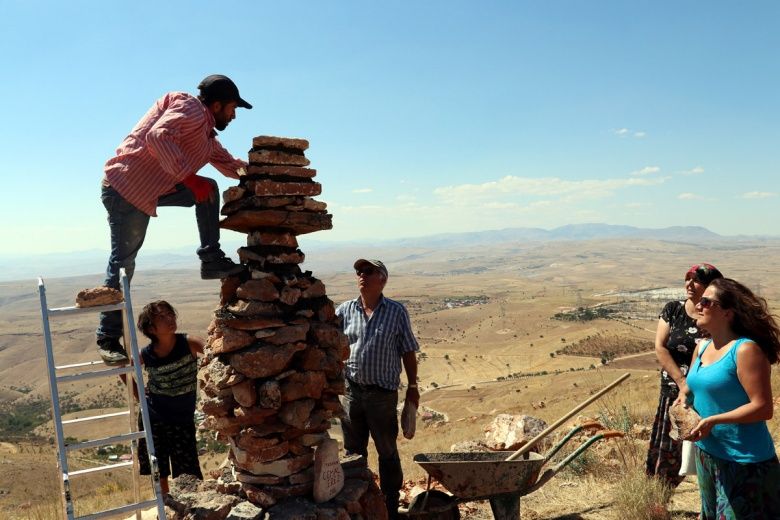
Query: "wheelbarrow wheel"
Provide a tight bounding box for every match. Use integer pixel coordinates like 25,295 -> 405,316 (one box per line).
404,490 -> 460,519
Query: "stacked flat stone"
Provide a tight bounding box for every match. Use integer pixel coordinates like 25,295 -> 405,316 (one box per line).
196,136 -> 386,518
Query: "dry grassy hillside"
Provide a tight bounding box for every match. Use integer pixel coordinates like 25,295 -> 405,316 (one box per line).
1,237 -> 779,518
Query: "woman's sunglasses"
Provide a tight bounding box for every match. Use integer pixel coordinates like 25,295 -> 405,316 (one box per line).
699,296 -> 722,309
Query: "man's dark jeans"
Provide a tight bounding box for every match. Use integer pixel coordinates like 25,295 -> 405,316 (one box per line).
96,181 -> 222,340
340,379 -> 402,519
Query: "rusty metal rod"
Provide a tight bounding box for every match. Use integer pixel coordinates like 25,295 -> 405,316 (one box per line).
505,372 -> 630,461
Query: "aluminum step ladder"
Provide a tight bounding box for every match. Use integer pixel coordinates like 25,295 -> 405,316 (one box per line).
38,268 -> 166,520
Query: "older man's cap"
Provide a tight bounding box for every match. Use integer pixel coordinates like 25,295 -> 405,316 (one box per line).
354,259 -> 388,278
198,74 -> 252,109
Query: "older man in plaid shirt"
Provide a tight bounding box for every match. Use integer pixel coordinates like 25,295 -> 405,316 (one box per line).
336,258 -> 420,519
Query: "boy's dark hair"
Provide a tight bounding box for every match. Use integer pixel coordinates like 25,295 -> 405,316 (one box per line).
137,300 -> 177,343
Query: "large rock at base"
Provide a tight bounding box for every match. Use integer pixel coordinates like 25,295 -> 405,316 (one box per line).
315,505 -> 350,520
220,210 -> 332,235
226,501 -> 266,520
265,497 -> 318,520
313,438 -> 344,503
484,414 -> 549,451
242,484 -> 277,509
332,479 -> 369,515
233,449 -> 314,477
166,475 -> 241,520
359,478 -> 389,520
230,343 -> 307,378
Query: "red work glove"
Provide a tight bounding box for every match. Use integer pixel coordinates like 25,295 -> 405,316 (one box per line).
182,175 -> 214,203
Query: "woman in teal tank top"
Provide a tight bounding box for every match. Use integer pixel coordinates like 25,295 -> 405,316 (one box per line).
679,278 -> 780,519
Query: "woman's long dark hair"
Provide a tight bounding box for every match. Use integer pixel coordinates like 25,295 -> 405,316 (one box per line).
710,278 -> 780,364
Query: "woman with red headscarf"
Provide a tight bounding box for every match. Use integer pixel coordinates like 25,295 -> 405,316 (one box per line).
645,263 -> 723,488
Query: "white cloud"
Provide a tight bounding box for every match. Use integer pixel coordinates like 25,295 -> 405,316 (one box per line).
326,172 -> 674,242
630,166 -> 661,176
433,175 -> 667,206
678,193 -> 703,200
680,166 -> 705,176
614,128 -> 646,138
741,191 -> 777,199
352,188 -> 373,193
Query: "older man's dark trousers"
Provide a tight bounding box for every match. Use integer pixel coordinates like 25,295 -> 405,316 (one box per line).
340,379 -> 401,519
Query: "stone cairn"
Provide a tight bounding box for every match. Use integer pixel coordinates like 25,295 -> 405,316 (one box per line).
168,136 -> 387,520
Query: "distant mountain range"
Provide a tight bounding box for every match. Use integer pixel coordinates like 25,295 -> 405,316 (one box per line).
381,224 -> 724,248
1,223 -> 773,282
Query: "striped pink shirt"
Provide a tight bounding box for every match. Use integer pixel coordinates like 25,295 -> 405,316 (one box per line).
104,92 -> 247,216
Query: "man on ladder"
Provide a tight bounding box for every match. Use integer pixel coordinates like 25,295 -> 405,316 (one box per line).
96,74 -> 252,365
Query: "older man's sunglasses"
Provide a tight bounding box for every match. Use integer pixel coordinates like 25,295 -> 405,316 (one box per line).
356,267 -> 377,276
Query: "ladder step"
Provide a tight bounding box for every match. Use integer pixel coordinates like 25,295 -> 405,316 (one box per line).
69,460 -> 134,477
66,431 -> 145,452
56,360 -> 107,370
57,365 -> 135,383
48,302 -> 125,316
63,411 -> 130,425
75,498 -> 159,520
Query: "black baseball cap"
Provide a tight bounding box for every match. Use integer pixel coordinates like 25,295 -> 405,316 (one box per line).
197,74 -> 252,109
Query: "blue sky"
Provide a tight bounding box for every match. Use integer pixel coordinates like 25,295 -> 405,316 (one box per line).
1,1 -> 778,256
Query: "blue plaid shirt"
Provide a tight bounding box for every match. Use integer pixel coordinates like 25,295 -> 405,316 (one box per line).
336,295 -> 419,391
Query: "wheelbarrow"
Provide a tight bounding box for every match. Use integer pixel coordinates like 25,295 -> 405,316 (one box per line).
407,373 -> 630,519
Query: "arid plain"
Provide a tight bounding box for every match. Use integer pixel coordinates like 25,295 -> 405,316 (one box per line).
1,236 -> 779,519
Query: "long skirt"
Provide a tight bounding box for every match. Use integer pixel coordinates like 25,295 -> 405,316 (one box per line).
696,448 -> 780,519
645,390 -> 684,488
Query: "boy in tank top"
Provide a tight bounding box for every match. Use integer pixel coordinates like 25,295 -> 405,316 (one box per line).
135,300 -> 204,494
